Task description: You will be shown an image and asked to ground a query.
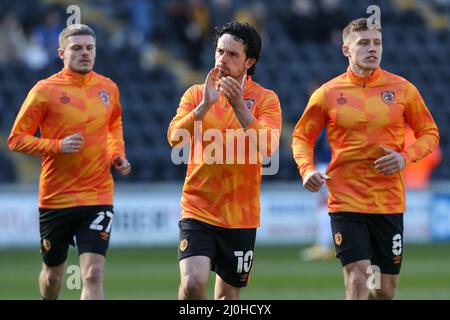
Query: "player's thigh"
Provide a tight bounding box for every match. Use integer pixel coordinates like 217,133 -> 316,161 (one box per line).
342,259 -> 372,281
179,256 -> 211,286
368,214 -> 404,275
178,218 -> 216,283
178,218 -> 216,260
39,207 -> 77,267
213,227 -> 256,288
329,212 -> 372,267
74,205 -> 114,256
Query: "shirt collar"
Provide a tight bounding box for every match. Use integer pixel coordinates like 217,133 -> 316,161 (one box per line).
243,75 -> 254,95
61,67 -> 95,85
346,66 -> 382,87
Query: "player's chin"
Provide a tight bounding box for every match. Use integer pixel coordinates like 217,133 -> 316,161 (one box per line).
362,62 -> 380,70
75,65 -> 93,74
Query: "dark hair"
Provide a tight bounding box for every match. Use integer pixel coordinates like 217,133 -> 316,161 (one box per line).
214,21 -> 262,76
59,24 -> 96,48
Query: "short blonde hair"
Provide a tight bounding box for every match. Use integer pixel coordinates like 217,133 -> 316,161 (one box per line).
58,24 -> 96,48
342,18 -> 381,44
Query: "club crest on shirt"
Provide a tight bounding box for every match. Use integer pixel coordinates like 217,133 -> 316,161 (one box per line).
98,91 -> 110,106
244,98 -> 255,110
60,92 -> 70,104
336,93 -> 347,105
381,91 -> 395,104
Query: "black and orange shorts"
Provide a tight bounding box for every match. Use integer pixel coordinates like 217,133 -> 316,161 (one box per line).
178,218 -> 256,288
39,205 -> 114,266
330,212 -> 404,274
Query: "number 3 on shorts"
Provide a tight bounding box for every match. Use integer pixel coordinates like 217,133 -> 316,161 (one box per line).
90,211 -> 114,232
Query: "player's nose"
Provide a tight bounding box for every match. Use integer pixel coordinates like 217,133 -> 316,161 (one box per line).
218,53 -> 228,64
368,43 -> 377,52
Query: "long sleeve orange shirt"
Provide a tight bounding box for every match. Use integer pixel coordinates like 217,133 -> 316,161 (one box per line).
403,126 -> 442,189
168,76 -> 282,228
292,67 -> 439,214
8,68 -> 125,208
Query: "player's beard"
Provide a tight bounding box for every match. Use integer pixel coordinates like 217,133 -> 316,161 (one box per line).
218,69 -> 247,84
232,71 -> 247,85
217,64 -> 246,80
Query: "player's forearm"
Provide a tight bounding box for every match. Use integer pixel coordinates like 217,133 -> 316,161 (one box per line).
193,101 -> 214,120
402,127 -> 440,166
245,119 -> 281,157
167,111 -> 197,148
108,118 -> 125,158
8,133 -> 61,156
168,101 -> 212,148
292,139 -> 315,178
107,138 -> 125,161
292,113 -> 323,178
231,103 -> 255,129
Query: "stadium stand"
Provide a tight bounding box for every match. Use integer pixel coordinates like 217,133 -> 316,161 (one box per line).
0,0 -> 448,183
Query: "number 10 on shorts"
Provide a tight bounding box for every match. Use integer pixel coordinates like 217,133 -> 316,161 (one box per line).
234,250 -> 254,273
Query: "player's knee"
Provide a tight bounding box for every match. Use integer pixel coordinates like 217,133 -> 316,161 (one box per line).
82,265 -> 103,285
347,270 -> 367,292
181,276 -> 207,298
45,272 -> 63,287
41,266 -> 63,287
372,283 -> 397,300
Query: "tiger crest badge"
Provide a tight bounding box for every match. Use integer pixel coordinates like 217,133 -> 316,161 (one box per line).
99,91 -> 110,106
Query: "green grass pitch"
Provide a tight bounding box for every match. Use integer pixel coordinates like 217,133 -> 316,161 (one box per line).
1,244 -> 449,299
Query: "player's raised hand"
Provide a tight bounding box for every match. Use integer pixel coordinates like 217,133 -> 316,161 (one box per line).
303,170 -> 331,193
203,67 -> 221,106
374,146 -> 406,176
61,133 -> 84,153
113,155 -> 131,175
219,76 -> 245,109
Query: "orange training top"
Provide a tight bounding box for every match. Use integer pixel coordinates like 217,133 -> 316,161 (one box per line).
8,68 -> 125,208
168,76 -> 282,228
292,67 -> 439,214
403,126 -> 442,190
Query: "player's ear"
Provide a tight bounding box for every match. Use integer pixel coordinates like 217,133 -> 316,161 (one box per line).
342,44 -> 350,58
57,48 -> 64,60
245,58 -> 256,71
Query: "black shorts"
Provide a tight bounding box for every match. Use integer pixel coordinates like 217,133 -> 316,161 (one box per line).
330,212 -> 404,274
39,205 -> 114,267
178,218 -> 257,288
